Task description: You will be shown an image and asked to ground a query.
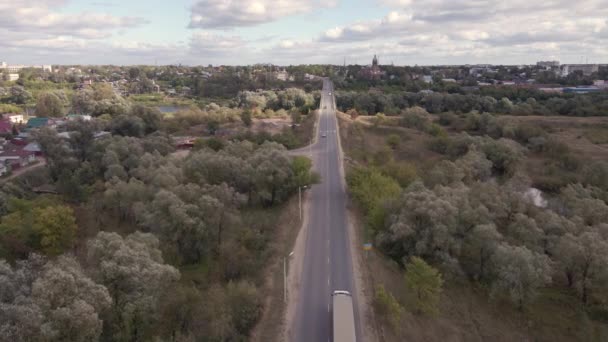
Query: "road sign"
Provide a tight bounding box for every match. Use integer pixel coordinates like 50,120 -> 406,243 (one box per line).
363,243 -> 372,251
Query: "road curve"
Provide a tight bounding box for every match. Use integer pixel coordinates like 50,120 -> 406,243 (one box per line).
292,79 -> 359,342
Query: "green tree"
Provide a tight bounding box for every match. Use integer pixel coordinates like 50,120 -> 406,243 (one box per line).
404,256 -> 443,315
240,109 -> 253,127
373,284 -> 404,330
292,156 -> 319,188
32,205 -> 77,256
491,244 -> 552,309
386,134 -> 400,149
35,91 -> 67,117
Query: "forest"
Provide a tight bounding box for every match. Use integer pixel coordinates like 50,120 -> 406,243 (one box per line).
0,81 -> 319,340
343,103 -> 608,340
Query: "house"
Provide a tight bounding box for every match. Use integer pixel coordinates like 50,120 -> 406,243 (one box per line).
0,144 -> 37,170
66,114 -> 92,121
0,162 -> 7,177
0,120 -> 14,135
3,114 -> 25,124
23,142 -> 42,156
27,117 -> 49,129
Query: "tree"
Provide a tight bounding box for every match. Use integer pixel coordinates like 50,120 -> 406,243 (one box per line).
373,284 -> 404,330
240,109 -> 252,127
554,232 -> 608,304
86,231 -> 180,341
491,244 -> 552,309
110,115 -> 145,137
404,256 -> 443,315
386,134 -> 400,150
9,86 -> 32,105
292,156 -> 319,188
0,254 -> 111,342
207,119 -> 220,135
32,205 -> 77,256
35,91 -> 67,117
131,105 -> 162,134
462,224 -> 502,281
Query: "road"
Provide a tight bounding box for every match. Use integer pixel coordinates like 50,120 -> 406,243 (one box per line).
292,79 -> 359,342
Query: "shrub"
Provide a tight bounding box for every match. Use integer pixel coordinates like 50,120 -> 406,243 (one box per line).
404,257 -> 443,316
374,284 -> 404,330
386,134 -> 400,149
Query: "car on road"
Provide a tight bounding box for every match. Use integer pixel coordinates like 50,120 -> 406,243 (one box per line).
321,133 -> 327,138
328,92 -> 332,95
324,105 -> 327,109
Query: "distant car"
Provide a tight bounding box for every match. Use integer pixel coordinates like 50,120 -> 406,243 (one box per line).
321,133 -> 327,138
328,92 -> 332,95
324,105 -> 327,109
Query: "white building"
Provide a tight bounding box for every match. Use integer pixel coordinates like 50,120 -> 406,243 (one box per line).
3,114 -> 25,124
8,73 -> 19,81
275,70 -> 289,81
561,64 -> 599,77
1,62 -> 52,73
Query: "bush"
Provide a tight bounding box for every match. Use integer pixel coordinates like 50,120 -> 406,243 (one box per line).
374,284 -> 404,330
386,134 -> 400,149
404,257 -> 443,316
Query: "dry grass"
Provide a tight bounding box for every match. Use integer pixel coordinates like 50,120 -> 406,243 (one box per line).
499,115 -> 608,161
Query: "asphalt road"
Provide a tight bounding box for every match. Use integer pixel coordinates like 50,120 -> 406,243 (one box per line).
292,79 -> 358,342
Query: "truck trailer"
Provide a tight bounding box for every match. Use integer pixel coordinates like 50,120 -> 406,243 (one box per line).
332,290 -> 356,342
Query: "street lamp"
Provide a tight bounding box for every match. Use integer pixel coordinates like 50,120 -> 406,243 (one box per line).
284,251 -> 294,303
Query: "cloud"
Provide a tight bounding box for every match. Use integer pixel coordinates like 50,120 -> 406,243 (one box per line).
0,0 -> 147,40
189,32 -> 250,56
188,0 -> 336,29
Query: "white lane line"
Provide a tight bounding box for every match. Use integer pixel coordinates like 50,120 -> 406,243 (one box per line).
327,257 -> 330,265
328,278 -> 330,286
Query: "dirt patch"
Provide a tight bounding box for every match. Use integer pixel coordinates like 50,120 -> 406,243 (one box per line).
251,117 -> 293,135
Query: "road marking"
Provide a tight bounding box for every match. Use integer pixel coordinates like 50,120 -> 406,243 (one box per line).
328,278 -> 330,286
327,257 -> 330,265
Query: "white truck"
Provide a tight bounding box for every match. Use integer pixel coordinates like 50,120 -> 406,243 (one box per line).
332,290 -> 356,342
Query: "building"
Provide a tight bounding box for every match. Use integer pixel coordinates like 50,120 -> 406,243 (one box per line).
537,61 -> 560,69
275,69 -> 289,81
8,73 -> 19,81
0,144 -> 37,169
359,55 -> 385,80
3,114 -> 25,124
27,117 -> 49,129
561,64 -> 599,76
0,120 -> 13,135
0,62 -> 52,73
563,86 -> 602,94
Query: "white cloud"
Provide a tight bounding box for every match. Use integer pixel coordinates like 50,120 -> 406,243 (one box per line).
0,1 -> 146,39
189,0 -> 337,28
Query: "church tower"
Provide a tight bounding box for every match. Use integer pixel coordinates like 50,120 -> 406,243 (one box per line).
372,55 -> 378,66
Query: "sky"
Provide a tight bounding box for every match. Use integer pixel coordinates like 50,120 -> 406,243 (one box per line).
1,0 -> 608,66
